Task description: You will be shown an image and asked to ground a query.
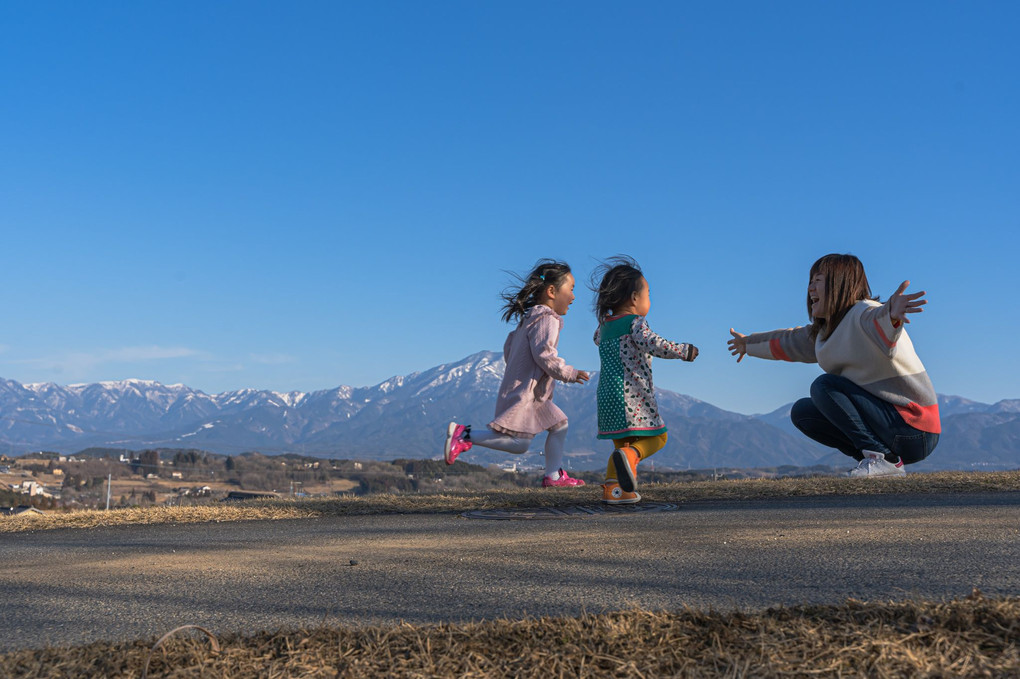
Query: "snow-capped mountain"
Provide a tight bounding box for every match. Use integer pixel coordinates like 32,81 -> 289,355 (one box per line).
0,353 -> 1017,471
0,353 -> 508,457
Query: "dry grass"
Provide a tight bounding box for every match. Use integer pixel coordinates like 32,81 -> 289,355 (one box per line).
0,504 -> 317,533
2,593 -> 1016,678
3,470 -> 1018,534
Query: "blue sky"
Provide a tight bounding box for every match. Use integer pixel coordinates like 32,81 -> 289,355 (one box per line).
1,2 -> 1017,415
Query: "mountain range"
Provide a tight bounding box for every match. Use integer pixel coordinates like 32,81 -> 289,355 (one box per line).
1,351 -> 1017,471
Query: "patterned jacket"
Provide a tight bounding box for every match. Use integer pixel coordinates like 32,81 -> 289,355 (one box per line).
594,315 -> 695,439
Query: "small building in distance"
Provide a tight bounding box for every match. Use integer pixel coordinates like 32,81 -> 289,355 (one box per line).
1,505 -> 45,516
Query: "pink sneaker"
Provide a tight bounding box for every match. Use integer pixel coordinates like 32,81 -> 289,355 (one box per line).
444,422 -> 472,464
542,469 -> 585,487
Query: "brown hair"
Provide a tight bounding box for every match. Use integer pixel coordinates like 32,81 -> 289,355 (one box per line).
808,253 -> 876,340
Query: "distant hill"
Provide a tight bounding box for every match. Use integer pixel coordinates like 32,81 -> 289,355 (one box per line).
1,354 -> 1017,471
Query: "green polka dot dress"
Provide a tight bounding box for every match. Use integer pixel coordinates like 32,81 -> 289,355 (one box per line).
594,315 -> 693,440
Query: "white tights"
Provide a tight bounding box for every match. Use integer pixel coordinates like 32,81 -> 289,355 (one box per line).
469,422 -> 569,477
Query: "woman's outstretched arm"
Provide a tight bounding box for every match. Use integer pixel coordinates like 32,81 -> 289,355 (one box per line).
728,328 -> 748,363
889,280 -> 927,324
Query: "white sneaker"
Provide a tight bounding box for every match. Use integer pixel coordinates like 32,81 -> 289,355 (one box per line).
849,451 -> 906,478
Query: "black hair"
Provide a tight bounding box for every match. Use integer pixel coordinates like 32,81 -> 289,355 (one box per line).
499,259 -> 573,323
589,255 -> 644,321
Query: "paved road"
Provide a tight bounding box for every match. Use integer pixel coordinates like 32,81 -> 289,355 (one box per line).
2,492 -> 1018,652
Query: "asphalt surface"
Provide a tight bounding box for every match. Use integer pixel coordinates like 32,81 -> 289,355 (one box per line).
1,491 -> 1018,652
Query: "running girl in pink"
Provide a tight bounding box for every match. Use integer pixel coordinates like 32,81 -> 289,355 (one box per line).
444,260 -> 590,487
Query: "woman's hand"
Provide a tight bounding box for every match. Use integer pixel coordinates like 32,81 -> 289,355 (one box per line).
575,370 -> 590,384
727,328 -> 747,362
889,280 -> 927,324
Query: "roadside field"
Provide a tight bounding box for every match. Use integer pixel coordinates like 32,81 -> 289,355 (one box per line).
2,469 -> 1017,533
0,468 -> 359,508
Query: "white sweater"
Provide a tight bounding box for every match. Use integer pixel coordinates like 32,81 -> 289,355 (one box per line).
745,300 -> 940,434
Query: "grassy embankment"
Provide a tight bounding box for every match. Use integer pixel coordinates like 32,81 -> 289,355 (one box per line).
3,594 -> 1017,677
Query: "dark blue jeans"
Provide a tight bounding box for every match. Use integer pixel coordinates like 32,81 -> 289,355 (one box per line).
791,374 -> 939,464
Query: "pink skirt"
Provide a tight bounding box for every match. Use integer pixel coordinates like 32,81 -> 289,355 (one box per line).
490,400 -> 568,439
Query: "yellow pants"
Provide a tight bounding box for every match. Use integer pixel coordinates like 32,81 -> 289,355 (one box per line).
605,432 -> 668,480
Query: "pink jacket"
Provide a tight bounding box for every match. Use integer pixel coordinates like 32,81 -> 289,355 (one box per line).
489,305 -> 580,438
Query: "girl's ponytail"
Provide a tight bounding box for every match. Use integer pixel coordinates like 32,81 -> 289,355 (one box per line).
500,259 -> 572,323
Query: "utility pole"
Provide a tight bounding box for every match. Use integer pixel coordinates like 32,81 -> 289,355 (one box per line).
105,474 -> 112,510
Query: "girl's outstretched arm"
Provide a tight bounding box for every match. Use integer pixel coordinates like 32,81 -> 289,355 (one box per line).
631,318 -> 697,361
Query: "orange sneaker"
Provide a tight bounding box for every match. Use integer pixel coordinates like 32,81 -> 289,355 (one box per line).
601,481 -> 641,505
611,446 -> 640,492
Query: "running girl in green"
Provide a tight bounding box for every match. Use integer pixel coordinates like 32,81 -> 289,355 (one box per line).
591,256 -> 699,503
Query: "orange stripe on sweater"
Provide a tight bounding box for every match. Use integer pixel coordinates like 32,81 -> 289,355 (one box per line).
769,338 -> 792,362
873,319 -> 896,348
895,402 -> 941,434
